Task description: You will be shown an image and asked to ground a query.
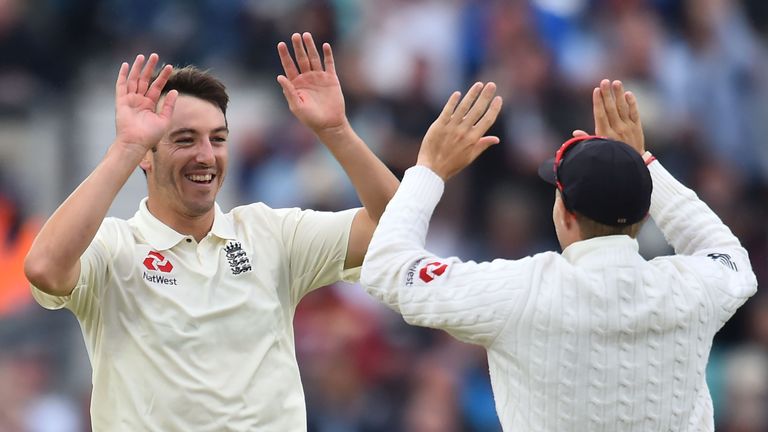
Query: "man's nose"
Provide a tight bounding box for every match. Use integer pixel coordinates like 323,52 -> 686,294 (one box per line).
195,140 -> 215,165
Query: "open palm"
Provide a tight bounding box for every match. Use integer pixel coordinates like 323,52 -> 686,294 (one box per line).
114,54 -> 178,154
277,33 -> 346,132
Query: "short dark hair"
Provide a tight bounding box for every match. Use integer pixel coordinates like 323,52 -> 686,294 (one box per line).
160,66 -> 229,116
141,66 -> 229,176
575,212 -> 644,240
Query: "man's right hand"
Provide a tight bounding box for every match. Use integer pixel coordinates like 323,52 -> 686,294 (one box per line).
114,53 -> 178,158
416,82 -> 503,181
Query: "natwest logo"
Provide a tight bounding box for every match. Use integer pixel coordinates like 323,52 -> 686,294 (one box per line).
419,261 -> 448,283
143,251 -> 174,273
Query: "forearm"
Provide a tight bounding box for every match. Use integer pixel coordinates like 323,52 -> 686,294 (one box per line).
361,165 -> 443,308
361,166 -> 515,345
25,143 -> 142,294
316,122 -> 399,221
649,159 -> 750,266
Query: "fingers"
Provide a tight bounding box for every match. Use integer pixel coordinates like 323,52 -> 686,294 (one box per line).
280,32 -> 330,80
612,80 -> 629,120
464,82 -> 498,125
441,82 -> 500,133
159,89 -> 178,119
454,82 -> 484,118
421,84 -> 502,181
600,79 -> 621,128
277,42 -> 299,80
303,32 -> 323,71
593,86 -> 610,135
626,91 -> 640,123
322,43 -> 335,75
137,53 -> 159,96
291,33 -> 311,74
126,54 -> 145,94
146,64 -> 173,103
473,95 -> 503,136
120,54 -> 166,98
115,62 -> 129,96
437,91 -> 461,124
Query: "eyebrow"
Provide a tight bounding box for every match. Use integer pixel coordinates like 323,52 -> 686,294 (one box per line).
169,126 -> 229,138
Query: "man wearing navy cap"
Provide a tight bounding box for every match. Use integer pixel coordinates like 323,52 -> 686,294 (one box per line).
361,79 -> 757,431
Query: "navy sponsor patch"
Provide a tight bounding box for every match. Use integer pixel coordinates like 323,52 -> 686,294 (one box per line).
707,253 -> 738,271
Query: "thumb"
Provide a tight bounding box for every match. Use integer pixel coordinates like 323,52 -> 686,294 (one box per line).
160,89 -> 178,119
572,129 -> 589,138
473,136 -> 500,158
277,75 -> 299,110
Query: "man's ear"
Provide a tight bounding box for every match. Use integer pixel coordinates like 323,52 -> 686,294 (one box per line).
562,208 -> 578,230
139,149 -> 153,173
554,195 -> 571,226
563,208 -> 584,241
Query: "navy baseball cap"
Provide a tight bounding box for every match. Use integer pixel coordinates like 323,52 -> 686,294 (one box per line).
537,136 -> 652,226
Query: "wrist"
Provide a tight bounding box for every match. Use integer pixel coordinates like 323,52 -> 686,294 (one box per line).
313,119 -> 353,142
415,159 -> 448,182
642,151 -> 656,165
109,139 -> 151,164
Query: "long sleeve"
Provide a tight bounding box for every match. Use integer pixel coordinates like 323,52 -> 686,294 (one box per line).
360,166 -> 531,347
648,160 -> 757,314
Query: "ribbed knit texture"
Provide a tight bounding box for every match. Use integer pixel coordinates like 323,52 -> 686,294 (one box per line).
361,162 -> 757,431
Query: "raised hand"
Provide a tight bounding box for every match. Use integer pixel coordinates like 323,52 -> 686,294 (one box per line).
417,82 -> 503,181
573,79 -> 644,154
276,32 -> 346,133
114,53 -> 178,156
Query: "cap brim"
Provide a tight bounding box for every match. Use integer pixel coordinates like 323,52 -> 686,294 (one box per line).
537,157 -> 556,185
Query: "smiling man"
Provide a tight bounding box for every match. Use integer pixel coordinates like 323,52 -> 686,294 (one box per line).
23,33 -> 400,431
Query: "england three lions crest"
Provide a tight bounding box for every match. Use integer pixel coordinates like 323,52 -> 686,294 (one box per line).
225,241 -> 253,275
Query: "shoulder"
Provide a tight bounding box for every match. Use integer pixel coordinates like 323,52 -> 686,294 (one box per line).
100,216 -> 134,244
455,251 -> 567,279
230,203 -> 357,225
230,202 -> 298,219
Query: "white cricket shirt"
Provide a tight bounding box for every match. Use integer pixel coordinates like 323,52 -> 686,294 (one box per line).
32,198 -> 360,431
361,162 -> 757,431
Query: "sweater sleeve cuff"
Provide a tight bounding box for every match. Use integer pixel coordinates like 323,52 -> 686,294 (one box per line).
398,165 -> 445,211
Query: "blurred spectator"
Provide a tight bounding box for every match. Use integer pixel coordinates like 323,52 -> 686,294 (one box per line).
715,346 -> 768,431
658,0 -> 768,180
0,344 -> 82,432
0,169 -> 39,316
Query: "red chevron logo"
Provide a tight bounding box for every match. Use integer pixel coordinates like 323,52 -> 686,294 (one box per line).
419,261 -> 447,283
143,251 -> 174,273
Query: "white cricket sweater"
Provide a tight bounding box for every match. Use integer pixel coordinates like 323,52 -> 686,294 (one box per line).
360,161 -> 757,431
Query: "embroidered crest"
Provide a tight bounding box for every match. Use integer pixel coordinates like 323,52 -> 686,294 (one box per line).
225,241 -> 253,275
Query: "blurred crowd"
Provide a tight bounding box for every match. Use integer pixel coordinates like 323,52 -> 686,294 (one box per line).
1,0 -> 767,431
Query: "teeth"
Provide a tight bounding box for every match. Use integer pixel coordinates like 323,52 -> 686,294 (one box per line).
187,174 -> 213,182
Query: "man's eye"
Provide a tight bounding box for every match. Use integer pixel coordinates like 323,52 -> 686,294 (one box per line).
212,136 -> 227,144
175,138 -> 194,145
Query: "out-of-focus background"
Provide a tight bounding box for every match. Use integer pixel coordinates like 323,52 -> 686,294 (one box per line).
0,0 -> 766,430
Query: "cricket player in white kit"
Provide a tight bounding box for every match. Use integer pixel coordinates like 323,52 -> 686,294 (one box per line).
361,79 -> 758,431
24,33 -> 405,430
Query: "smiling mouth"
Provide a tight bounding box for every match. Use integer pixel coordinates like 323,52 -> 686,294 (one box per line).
186,174 -> 215,184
